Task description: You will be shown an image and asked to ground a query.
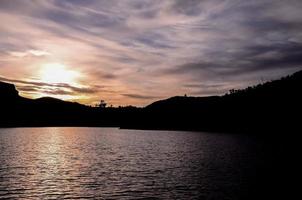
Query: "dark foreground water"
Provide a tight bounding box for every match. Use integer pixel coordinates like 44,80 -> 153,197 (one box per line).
0,128 -> 284,199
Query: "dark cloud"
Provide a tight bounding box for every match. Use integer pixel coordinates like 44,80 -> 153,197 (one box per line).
183,83 -> 225,89
0,0 -> 29,12
135,36 -> 176,49
16,85 -> 41,92
0,76 -> 98,95
40,88 -> 74,96
16,85 -> 73,96
170,0 -> 204,16
122,94 -> 160,100
164,41 -> 302,78
53,0 -> 99,7
183,82 -> 234,96
188,88 -> 226,96
84,68 -> 117,79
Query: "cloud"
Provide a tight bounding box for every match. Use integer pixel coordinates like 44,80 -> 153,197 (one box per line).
164,41 -> 302,77
182,82 -> 236,96
0,76 -> 98,96
9,49 -> 50,57
122,93 -> 160,100
1,0 -> 302,105
16,85 -> 74,96
28,50 -> 50,56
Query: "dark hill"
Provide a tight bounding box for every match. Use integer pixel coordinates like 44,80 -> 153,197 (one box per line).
0,84 -> 106,127
1,70 -> 301,132
146,96 -> 220,112
123,70 -> 302,132
147,70 -> 302,111
34,97 -> 87,110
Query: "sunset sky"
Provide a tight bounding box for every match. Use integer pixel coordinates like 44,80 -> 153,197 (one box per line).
1,0 -> 302,106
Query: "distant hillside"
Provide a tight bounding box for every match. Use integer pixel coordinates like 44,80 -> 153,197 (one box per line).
0,82 -> 115,127
1,70 -> 301,132
147,70 -> 302,111
123,70 -> 302,132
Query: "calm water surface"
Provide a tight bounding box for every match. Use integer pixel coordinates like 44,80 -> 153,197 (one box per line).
0,128 -> 276,199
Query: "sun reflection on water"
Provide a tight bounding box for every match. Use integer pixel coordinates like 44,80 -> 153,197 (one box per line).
30,128 -> 86,197
0,127 -> 262,199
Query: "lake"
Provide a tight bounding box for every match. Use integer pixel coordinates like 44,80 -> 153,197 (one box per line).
0,127 -> 281,199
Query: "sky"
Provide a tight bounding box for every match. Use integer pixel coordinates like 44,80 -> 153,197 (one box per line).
0,0 -> 302,106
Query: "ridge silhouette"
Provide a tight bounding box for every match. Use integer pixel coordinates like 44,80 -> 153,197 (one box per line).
1,70 -> 301,132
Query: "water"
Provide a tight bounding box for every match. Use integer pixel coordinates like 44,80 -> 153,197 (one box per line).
0,127 -> 278,199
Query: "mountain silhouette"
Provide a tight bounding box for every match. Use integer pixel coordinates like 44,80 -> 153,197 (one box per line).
128,70 -> 302,132
1,70 -> 301,132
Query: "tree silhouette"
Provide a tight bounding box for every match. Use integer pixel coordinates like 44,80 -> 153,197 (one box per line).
99,100 -> 107,108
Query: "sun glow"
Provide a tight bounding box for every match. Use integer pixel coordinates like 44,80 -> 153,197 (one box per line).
39,63 -> 79,84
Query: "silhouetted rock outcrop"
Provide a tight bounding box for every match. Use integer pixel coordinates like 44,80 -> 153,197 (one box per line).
0,81 -> 19,101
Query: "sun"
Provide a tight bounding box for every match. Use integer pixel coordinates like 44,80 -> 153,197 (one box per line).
39,63 -> 79,84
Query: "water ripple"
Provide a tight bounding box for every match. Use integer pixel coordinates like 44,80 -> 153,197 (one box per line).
0,127 -> 272,199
